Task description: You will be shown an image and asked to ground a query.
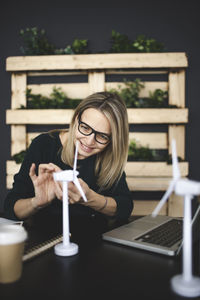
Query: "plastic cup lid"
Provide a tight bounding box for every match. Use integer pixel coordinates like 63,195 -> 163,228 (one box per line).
0,224 -> 27,245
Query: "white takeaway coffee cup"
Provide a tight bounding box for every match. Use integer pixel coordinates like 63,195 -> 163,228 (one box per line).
0,224 -> 27,283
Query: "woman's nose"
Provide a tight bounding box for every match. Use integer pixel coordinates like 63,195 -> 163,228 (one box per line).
86,133 -> 96,145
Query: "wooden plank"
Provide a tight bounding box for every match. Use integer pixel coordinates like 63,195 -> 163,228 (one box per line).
168,70 -> 185,107
127,108 -> 188,123
28,83 -> 89,99
7,161 -> 20,175
125,161 -> 188,177
11,73 -> 27,108
6,108 -> 188,124
168,194 -> 184,217
129,132 -> 167,149
6,109 -> 74,124
11,125 -> 26,156
131,200 -> 167,216
168,125 -> 185,159
88,72 -> 105,94
28,71 -> 88,76
6,53 -> 188,71
28,70 -> 169,76
7,175 -> 14,189
127,177 -> 171,191
106,70 -> 168,75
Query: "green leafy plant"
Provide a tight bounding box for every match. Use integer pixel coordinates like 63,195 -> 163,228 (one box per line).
21,87 -> 82,109
19,27 -> 55,55
110,30 -> 133,53
71,39 -> 89,54
19,27 -> 165,55
128,140 -> 182,162
110,30 -> 164,53
109,79 -> 144,108
128,140 -> 156,161
12,150 -> 27,164
132,34 -> 164,53
55,39 -> 89,55
109,79 -> 174,108
20,27 -> 89,55
54,45 -> 74,55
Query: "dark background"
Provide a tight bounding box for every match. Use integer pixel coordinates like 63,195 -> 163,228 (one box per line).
0,0 -> 199,212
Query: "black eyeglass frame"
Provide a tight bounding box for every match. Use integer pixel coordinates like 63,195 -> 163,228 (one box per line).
78,119 -> 111,145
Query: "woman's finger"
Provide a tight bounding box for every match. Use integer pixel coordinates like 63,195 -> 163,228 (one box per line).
38,163 -> 55,174
54,181 -> 63,200
49,163 -> 62,172
29,163 -> 37,181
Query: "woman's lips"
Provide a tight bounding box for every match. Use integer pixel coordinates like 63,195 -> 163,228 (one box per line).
80,141 -> 94,153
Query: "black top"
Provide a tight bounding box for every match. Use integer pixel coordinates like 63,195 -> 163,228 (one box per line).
4,132 -> 133,227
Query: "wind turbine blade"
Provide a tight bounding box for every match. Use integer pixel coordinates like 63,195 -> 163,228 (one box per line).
73,141 -> 79,174
172,139 -> 181,180
73,176 -> 87,202
152,180 -> 176,217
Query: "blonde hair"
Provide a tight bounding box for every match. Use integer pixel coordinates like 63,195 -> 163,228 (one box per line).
61,92 -> 129,191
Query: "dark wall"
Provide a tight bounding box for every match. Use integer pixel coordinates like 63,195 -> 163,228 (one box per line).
1,0 -> 200,212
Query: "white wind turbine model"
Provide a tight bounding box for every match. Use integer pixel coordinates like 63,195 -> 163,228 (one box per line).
152,139 -> 200,297
53,141 -> 87,256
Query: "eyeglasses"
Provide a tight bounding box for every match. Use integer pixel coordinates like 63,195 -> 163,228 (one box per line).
78,119 -> 111,145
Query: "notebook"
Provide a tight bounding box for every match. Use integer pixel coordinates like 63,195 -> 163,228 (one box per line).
103,205 -> 200,256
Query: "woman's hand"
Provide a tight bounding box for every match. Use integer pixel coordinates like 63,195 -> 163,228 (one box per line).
29,162 -> 63,208
67,178 -> 90,204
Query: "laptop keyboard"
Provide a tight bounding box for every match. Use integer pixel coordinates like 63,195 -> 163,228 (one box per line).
135,219 -> 183,247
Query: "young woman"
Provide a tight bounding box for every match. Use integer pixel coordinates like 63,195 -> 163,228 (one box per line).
4,92 -> 133,235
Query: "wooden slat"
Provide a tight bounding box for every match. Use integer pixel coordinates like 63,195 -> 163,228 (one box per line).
6,53 -> 188,71
125,161 -> 188,177
6,109 -> 74,124
6,108 -> 188,125
28,83 -> 89,99
168,125 -> 185,159
168,194 -> 184,217
127,177 -> 171,191
128,108 -> 188,123
169,70 -> 185,107
106,70 -> 168,75
131,200 -> 167,216
88,71 -> 105,94
129,132 -> 167,149
28,71 -> 88,76
11,125 -> 26,156
7,161 -> 20,175
6,175 -> 13,189
27,70 -> 168,77
11,73 -> 27,109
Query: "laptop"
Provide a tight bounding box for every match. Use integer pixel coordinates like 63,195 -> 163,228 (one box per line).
103,205 -> 200,256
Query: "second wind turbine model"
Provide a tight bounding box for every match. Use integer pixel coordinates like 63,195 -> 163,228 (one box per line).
152,139 -> 200,298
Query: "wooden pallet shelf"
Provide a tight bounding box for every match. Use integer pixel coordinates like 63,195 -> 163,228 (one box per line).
6,53 -> 189,217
